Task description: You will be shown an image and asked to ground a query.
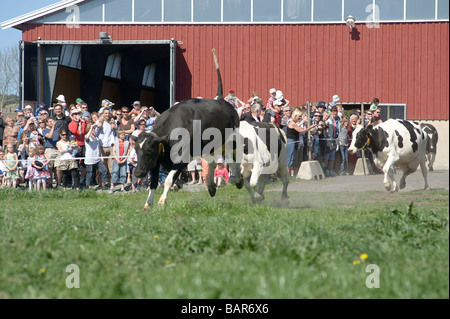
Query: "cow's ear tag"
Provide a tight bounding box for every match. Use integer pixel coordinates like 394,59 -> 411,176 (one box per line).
158,143 -> 164,156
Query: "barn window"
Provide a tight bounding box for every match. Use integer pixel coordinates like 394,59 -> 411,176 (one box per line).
104,53 -> 122,79
253,0 -> 281,22
134,0 -> 162,22
406,0 -> 436,20
223,0 -> 251,22
164,0 -> 192,22
344,0 -> 373,22
194,0 -> 221,22
438,0 -> 450,19
313,0 -> 342,22
283,0 -> 312,22
105,0 -> 132,22
142,64 -> 157,88
374,0 -> 404,21
59,45 -> 82,70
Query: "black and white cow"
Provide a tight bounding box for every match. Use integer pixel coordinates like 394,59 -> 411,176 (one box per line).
349,119 -> 430,192
419,123 -> 438,171
133,51 -> 244,210
238,119 -> 290,207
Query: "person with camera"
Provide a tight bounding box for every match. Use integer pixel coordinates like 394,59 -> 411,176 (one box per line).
84,122 -> 108,190
43,118 -> 61,187
323,106 -> 341,177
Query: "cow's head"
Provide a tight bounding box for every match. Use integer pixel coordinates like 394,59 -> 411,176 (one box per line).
132,132 -> 165,178
349,125 -> 373,154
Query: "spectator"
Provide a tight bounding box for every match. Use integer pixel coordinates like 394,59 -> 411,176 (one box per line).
0,111 -> 4,149
241,103 -> 261,123
331,95 -> 340,110
118,107 -> 136,139
17,132 -> 31,160
239,103 -> 251,120
347,114 -> 359,174
316,101 -> 326,116
129,101 -> 142,116
259,107 -> 266,122
280,105 -> 293,130
293,110 -> 310,175
25,147 -> 37,191
286,109 -> 317,177
188,159 -> 203,185
338,117 -> 350,176
3,116 -> 19,151
35,102 -> 47,117
247,92 -> 262,106
80,102 -> 89,114
0,149 -> 7,186
364,110 -> 372,126
323,106 -> 340,177
37,117 -> 47,136
110,131 -> 130,193
68,108 -> 87,184
133,118 -> 147,138
370,98 -> 380,112
57,129 -> 80,191
97,108 -> 117,180
275,90 -> 290,107
24,105 -> 35,120
225,89 -> 245,111
43,118 -> 61,187
266,88 -> 277,111
310,112 -> 323,162
24,118 -> 42,148
53,104 -> 71,133
99,99 -> 114,115
128,138 -> 146,193
32,145 -> 50,191
84,122 -> 108,190
4,143 -> 19,188
372,108 -> 382,124
214,158 -> 229,188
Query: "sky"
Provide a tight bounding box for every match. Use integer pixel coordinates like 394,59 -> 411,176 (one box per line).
0,0 -> 57,51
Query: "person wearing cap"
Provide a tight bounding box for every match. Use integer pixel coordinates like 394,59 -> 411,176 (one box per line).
76,98 -> 84,108
275,90 -> 290,107
24,105 -> 34,119
129,101 -> 141,116
68,108 -> 88,182
266,88 -> 277,111
35,102 -> 47,117
225,89 -> 245,111
213,157 -> 229,188
316,101 -> 326,115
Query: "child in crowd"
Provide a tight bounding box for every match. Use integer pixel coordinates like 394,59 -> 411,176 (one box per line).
0,149 -> 7,187
339,118 -> 349,176
33,145 -> 51,191
4,144 -> 19,188
110,131 -> 130,193
128,139 -> 146,193
25,147 -> 37,191
213,158 -> 229,188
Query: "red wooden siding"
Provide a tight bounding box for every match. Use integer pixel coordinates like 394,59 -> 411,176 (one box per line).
22,22 -> 449,120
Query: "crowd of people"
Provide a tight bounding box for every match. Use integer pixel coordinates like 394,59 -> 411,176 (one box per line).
0,91 -> 382,192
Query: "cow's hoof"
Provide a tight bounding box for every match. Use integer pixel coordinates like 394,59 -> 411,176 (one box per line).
254,193 -> 265,203
400,181 -> 406,189
393,184 -> 399,192
424,187 -> 431,191
143,204 -> 151,211
235,179 -> 244,190
429,167 -> 434,172
384,183 -> 391,191
158,199 -> 166,206
281,198 -> 290,208
208,186 -> 216,197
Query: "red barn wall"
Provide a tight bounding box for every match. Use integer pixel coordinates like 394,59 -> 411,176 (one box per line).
22,22 -> 449,120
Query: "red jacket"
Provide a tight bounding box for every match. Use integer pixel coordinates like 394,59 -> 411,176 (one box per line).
68,120 -> 87,146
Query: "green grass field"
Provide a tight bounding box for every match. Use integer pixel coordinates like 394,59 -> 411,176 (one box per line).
0,184 -> 448,299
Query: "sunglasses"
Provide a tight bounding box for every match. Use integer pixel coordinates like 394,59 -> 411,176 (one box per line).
61,134 -> 67,136
122,111 -> 128,114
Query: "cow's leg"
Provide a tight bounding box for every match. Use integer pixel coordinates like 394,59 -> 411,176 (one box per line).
420,159 -> 430,190
158,165 -> 184,206
428,153 -> 436,171
206,161 -> 217,197
250,161 -> 264,189
278,162 -> 290,208
228,161 -> 244,190
254,175 -> 266,202
399,164 -> 413,190
382,155 -> 399,192
144,166 -> 160,210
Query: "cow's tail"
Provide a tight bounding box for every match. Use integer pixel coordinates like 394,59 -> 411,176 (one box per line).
212,48 -> 223,100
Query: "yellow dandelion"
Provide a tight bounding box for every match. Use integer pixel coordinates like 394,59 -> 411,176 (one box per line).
40,268 -> 46,274
266,241 -> 270,245
154,235 -> 159,239
360,253 -> 368,260
353,260 -> 361,265
166,259 -> 171,265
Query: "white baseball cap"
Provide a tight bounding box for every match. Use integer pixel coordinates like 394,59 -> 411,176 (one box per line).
332,95 -> 340,103
275,90 -> 284,100
24,105 -> 33,110
269,88 -> 277,94
56,95 -> 66,103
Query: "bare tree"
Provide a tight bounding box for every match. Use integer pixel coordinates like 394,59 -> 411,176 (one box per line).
0,46 -> 20,111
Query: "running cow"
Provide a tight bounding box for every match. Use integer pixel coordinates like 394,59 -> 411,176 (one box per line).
348,119 -> 430,192
238,119 -> 290,207
419,123 -> 438,171
133,50 -> 244,210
